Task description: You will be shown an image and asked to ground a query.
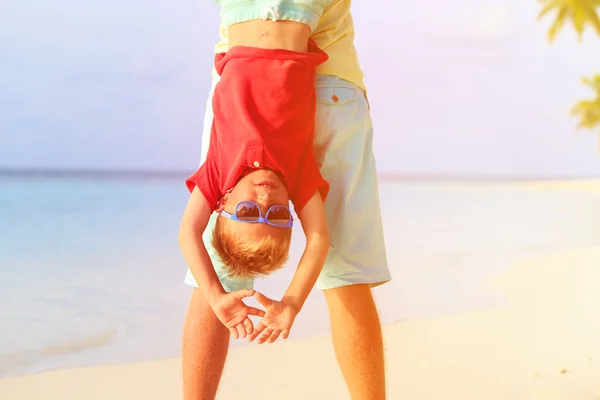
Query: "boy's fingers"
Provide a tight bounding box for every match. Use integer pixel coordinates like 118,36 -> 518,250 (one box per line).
248,321 -> 266,342
281,329 -> 290,340
229,327 -> 239,339
243,318 -> 254,334
267,330 -> 281,344
257,329 -> 273,345
247,306 -> 265,318
253,292 -> 272,308
235,323 -> 247,339
233,289 -> 255,300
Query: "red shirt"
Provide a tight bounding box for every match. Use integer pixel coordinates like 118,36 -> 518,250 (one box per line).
186,41 -> 330,212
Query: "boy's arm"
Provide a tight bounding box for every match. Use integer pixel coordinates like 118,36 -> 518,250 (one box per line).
282,191 -> 330,312
179,186 -> 265,338
248,191 -> 329,343
178,186 -> 226,305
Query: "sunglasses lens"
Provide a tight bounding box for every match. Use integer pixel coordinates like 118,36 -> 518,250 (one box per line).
267,206 -> 291,226
236,202 -> 260,221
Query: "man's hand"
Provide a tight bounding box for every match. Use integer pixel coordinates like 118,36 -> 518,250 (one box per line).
210,289 -> 265,339
248,292 -> 299,344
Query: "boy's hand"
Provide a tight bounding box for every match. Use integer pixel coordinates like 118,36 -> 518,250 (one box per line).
248,292 -> 299,344
210,289 -> 265,339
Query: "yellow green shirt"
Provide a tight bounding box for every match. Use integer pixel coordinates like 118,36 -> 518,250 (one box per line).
214,0 -> 366,90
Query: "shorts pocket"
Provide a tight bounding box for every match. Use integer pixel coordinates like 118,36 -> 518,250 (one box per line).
316,85 -> 357,106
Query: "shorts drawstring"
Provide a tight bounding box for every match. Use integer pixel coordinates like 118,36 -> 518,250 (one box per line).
262,4 -> 279,22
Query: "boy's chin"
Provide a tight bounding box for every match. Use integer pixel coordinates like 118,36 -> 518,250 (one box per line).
247,169 -> 287,189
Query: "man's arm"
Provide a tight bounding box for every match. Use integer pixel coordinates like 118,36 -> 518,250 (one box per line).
282,191 -> 330,312
178,186 -> 226,306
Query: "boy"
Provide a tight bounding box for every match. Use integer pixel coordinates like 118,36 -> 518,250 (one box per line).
179,37 -> 331,339
182,1 -> 392,399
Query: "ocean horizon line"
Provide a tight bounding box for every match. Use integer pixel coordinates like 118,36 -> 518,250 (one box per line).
0,167 -> 598,182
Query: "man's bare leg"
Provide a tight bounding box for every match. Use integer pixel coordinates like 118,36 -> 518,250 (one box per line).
324,284 -> 386,400
182,288 -> 230,400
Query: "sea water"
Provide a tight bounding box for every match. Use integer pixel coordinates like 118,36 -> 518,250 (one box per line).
1,172 -> 599,377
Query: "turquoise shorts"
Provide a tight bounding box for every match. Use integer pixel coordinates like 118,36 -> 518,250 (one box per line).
216,0 -> 330,32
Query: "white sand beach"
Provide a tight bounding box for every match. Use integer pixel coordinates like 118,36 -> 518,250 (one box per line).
2,243 -> 599,400
525,179 -> 600,193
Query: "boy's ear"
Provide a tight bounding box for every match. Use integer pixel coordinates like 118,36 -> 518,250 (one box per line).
215,193 -> 229,213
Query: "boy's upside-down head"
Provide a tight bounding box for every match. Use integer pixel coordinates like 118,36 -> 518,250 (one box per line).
212,168 -> 292,278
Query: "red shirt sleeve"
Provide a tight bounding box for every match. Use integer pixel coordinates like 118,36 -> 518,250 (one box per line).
185,155 -> 221,211
291,147 -> 329,212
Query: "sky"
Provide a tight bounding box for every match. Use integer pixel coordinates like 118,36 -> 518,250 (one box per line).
1,0 -> 600,177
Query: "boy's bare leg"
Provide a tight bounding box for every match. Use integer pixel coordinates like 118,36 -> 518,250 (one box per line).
324,284 -> 386,400
182,288 -> 230,400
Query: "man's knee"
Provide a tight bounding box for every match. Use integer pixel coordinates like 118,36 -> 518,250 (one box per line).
186,288 -> 211,315
324,283 -> 370,297
323,283 -> 377,313
183,289 -> 222,331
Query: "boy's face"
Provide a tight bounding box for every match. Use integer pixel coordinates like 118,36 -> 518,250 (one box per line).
218,169 -> 291,236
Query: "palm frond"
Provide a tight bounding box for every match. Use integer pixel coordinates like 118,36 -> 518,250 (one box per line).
548,7 -> 569,41
581,75 -> 600,92
582,2 -> 600,36
571,99 -> 600,129
538,0 -> 560,19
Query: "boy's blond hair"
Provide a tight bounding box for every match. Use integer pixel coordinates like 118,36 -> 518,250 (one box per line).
212,215 -> 292,278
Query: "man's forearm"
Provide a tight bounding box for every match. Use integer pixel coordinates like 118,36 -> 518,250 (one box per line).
282,233 -> 329,312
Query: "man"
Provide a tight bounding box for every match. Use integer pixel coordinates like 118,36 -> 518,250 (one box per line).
182,1 -> 390,399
